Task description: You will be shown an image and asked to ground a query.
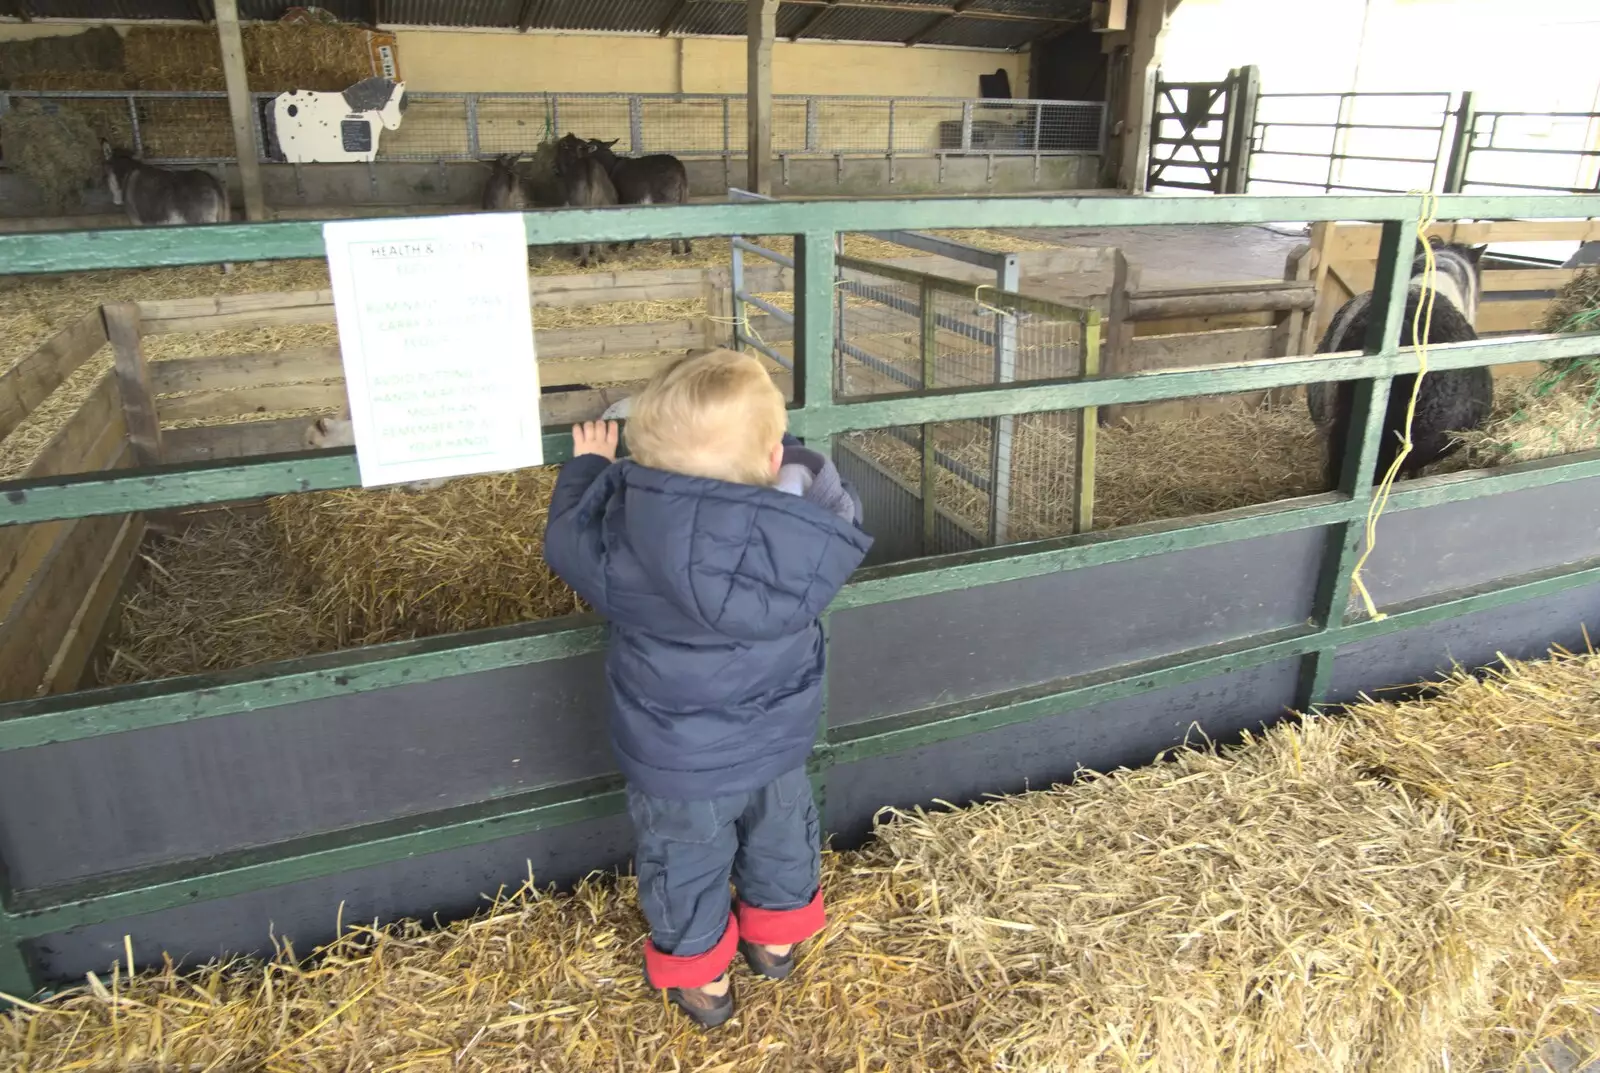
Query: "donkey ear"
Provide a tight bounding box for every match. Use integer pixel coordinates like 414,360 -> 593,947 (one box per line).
1427,234 -> 1445,248
604,138 -> 619,149
101,139 -> 113,160
1468,244 -> 1488,263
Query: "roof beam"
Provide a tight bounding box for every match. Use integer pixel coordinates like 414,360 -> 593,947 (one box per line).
903,0 -> 977,45
516,0 -> 542,33
782,0 -> 1078,26
366,0 -> 383,29
10,0 -> 32,23
658,0 -> 693,36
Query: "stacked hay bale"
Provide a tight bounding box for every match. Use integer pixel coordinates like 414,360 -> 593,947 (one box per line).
1458,268 -> 1600,468
5,650 -> 1598,1070
267,470 -> 581,647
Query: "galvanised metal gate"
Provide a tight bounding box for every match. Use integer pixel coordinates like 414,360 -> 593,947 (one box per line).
1145,67 -> 1259,194
1245,90 -> 1461,195
1,193 -> 1599,998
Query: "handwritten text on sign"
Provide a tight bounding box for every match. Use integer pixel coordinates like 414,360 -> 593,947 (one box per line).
323,214 -> 542,488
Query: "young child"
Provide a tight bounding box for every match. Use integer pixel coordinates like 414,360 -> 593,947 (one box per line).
544,349 -> 873,1028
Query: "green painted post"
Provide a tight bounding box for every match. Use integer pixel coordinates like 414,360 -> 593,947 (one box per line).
920,279 -> 938,554
0,936 -> 32,1006
795,230 -> 838,831
1296,217 -> 1417,710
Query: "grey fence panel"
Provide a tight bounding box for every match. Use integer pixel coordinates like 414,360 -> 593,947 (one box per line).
0,89 -> 1105,169
824,658 -> 1302,845
826,525 -> 1330,726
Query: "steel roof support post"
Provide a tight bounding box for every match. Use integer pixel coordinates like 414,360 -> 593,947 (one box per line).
214,0 -> 267,221
747,0 -> 779,195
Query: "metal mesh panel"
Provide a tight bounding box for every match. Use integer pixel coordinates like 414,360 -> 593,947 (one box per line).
833,260 -> 1084,398
0,90 -> 1103,167
829,259 -> 1089,560
840,407 -> 1086,562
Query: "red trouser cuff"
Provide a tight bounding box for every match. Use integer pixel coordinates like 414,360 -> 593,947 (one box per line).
643,913 -> 738,990
736,889 -> 826,946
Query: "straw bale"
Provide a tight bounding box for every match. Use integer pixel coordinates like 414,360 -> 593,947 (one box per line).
0,25 -> 121,87
0,101 -> 101,213
122,24 -> 379,93
268,469 -> 581,647
10,649 -> 1600,1071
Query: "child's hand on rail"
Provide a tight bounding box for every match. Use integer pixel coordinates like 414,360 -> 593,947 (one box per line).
572,420 -> 619,462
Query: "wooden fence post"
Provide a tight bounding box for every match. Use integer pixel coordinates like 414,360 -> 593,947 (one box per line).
103,302 -> 162,467
703,267 -> 732,350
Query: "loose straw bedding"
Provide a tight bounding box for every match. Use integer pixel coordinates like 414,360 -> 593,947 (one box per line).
7,648 -> 1600,1071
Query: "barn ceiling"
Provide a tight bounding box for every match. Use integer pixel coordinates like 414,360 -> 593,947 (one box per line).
8,0 -> 1093,51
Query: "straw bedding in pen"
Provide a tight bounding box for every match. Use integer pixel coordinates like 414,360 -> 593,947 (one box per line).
7,648 -> 1600,1071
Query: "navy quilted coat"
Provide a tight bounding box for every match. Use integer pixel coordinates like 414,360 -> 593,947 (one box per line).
544,447 -> 873,799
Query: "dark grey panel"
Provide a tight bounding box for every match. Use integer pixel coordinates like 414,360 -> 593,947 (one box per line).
835,443 -> 982,568
1361,477 -> 1600,609
825,659 -> 1300,846
828,527 -> 1327,724
0,653 -> 613,890
1327,581 -> 1600,705
25,811 -> 635,986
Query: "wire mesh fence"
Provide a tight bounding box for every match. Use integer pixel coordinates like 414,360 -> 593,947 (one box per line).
0,89 -> 1106,168
828,255 -> 1094,563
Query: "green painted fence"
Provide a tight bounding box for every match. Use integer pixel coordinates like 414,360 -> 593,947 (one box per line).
1,193 -> 1599,999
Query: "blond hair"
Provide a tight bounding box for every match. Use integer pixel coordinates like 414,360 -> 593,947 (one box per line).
624,349 -> 787,485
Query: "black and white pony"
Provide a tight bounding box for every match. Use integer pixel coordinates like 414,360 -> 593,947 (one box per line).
1306,237 -> 1493,487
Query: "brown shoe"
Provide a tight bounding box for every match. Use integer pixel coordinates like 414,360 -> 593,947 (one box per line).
666,975 -> 735,1029
739,940 -> 795,980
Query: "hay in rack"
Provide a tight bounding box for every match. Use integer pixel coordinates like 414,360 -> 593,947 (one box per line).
0,101 -> 101,213
7,648 -> 1600,1071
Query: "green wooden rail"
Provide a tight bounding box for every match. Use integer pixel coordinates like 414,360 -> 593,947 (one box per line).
2,193 -> 1600,1000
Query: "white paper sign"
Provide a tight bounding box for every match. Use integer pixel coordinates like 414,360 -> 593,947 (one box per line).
322,213 -> 542,488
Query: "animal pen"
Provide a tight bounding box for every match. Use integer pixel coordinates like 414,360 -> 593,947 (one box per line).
0,192 -> 1599,998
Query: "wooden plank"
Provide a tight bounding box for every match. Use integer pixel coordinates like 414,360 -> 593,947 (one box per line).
137,288 -> 332,322
1478,299 -> 1555,335
26,373 -> 119,481
141,303 -> 336,336
0,402 -> 126,614
150,346 -> 344,396
1128,286 -> 1314,321
0,310 -> 107,443
1484,268 -> 1582,292
105,303 -> 163,465
37,456 -> 143,696
543,353 -> 683,388
538,320 -> 704,359
159,382 -> 349,423
163,417 -> 312,464
704,266 -> 732,350
0,506 -> 128,700
1103,326 -> 1276,426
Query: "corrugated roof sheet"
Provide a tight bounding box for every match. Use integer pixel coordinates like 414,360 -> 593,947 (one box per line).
10,0 -> 1083,49
795,5 -> 931,42
30,0 -> 205,18
920,15 -> 1049,49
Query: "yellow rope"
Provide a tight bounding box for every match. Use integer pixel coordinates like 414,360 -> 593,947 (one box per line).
1348,192 -> 1440,622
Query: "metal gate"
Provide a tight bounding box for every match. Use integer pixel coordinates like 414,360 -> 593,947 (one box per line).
1145,66 -> 1259,194
1246,90 -> 1461,195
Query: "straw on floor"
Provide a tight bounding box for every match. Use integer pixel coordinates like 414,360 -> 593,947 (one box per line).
8,648 -> 1599,1072
267,469 -> 582,647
